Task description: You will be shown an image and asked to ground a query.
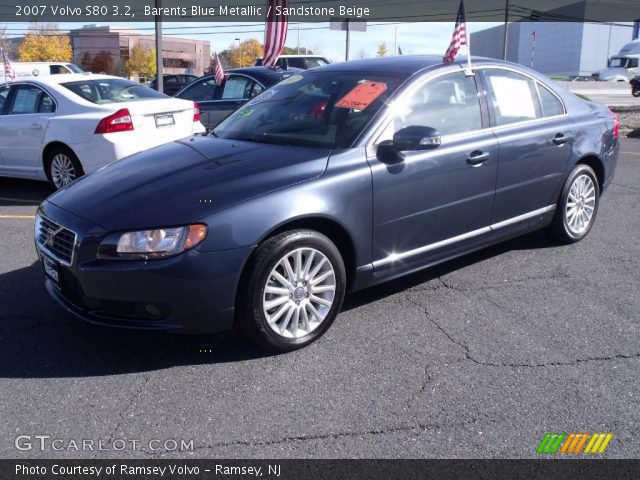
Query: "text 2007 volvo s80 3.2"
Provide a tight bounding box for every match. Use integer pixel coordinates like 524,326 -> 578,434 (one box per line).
34,56 -> 619,352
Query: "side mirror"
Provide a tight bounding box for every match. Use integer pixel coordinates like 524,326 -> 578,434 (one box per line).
393,126 -> 441,151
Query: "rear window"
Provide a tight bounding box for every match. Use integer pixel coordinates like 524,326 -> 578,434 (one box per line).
61,79 -> 167,104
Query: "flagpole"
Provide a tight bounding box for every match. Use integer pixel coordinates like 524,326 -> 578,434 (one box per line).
463,1 -> 472,72
1,48 -> 7,84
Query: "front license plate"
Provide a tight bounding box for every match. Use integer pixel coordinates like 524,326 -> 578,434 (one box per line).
155,113 -> 175,127
41,253 -> 59,285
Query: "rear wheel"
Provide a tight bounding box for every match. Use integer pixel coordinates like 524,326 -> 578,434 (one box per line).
550,164 -> 600,243
240,230 -> 346,352
45,146 -> 84,190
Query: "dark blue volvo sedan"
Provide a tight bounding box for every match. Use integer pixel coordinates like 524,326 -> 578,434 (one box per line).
35,56 -> 619,352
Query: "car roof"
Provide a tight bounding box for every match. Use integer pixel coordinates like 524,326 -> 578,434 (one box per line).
6,73 -> 125,85
199,66 -> 302,86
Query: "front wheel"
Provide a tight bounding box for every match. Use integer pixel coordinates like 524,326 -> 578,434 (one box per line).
549,164 -> 600,243
45,146 -> 84,190
632,88 -> 640,97
240,230 -> 346,352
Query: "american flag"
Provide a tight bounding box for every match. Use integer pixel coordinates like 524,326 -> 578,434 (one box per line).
263,0 -> 288,67
443,0 -> 467,63
213,53 -> 224,85
2,48 -> 15,82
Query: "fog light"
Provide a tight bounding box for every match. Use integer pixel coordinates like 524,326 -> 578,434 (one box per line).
145,304 -> 161,317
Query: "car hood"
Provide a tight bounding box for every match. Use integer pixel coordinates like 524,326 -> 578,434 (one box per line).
46,136 -> 331,231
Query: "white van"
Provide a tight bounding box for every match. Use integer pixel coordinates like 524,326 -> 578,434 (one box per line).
12,62 -> 84,78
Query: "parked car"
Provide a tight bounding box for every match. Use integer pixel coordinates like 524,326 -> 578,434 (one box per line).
35,56 -> 619,352
149,74 -> 199,96
254,55 -> 331,70
0,74 -> 205,189
631,76 -> 640,97
175,66 -> 300,130
13,62 -> 84,78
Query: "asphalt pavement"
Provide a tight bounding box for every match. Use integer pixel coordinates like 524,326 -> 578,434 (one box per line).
1,139 -> 639,459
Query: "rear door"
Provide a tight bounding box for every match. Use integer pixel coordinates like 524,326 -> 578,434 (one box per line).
478,67 -> 572,224
0,84 -> 55,175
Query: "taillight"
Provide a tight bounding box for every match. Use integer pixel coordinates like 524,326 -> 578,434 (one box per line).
608,108 -> 619,140
95,109 -> 133,134
193,102 -> 201,122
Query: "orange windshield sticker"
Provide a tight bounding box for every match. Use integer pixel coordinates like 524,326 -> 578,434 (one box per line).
335,81 -> 388,110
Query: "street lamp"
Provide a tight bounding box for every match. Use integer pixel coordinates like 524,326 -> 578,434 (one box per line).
235,38 -> 242,67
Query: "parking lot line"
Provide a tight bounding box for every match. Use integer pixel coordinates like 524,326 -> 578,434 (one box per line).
621,151 -> 640,156
0,215 -> 35,219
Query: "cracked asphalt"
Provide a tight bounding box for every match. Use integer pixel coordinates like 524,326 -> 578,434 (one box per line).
1,139 -> 639,459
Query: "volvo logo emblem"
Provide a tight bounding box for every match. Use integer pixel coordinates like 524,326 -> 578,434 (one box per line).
44,227 -> 63,248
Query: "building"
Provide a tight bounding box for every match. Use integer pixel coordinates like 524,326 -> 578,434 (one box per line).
69,25 -> 210,80
470,2 -> 636,76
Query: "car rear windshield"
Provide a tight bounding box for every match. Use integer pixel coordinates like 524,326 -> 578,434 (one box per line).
61,79 -> 167,104
213,71 -> 404,148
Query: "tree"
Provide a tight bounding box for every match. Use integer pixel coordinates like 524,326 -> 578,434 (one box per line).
376,42 -> 388,58
79,52 -> 93,71
90,51 -> 114,74
124,45 -> 156,79
229,38 -> 263,68
17,23 -> 72,62
281,46 -> 314,55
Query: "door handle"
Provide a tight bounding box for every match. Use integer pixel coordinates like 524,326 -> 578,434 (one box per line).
30,123 -> 43,130
552,133 -> 569,145
466,151 -> 490,166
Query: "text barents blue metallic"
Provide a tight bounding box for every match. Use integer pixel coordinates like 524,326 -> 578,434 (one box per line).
35,56 -> 619,352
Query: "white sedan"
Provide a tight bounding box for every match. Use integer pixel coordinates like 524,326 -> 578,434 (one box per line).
0,74 -> 205,189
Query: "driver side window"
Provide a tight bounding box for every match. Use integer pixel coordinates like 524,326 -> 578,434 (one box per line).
391,72 -> 482,138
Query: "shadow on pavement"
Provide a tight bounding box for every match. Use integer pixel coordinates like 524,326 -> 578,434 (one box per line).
0,178 -> 54,206
0,230 -> 558,379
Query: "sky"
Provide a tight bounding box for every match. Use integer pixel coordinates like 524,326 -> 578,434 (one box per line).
2,21 -> 501,62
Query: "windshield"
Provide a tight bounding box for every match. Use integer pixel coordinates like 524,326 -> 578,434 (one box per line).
608,57 -> 628,68
62,79 -> 167,104
65,63 -> 84,73
213,71 -> 403,148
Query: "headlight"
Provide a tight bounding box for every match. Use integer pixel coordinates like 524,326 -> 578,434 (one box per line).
98,224 -> 207,259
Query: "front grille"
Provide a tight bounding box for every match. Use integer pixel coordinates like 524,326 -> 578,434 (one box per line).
36,214 -> 77,265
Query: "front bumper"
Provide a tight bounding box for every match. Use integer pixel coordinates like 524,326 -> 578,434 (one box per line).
36,201 -> 252,334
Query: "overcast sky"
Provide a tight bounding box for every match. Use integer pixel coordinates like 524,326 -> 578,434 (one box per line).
2,21 -> 501,61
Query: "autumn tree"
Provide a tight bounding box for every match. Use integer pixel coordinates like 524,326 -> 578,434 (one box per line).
281,46 -> 314,55
0,25 -> 7,51
229,38 -> 263,68
17,23 -> 72,62
79,52 -> 93,71
124,45 -> 156,80
90,51 -> 114,74
376,42 -> 388,58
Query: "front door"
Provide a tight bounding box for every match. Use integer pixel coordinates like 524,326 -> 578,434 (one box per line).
0,84 -> 55,176
369,70 -> 498,272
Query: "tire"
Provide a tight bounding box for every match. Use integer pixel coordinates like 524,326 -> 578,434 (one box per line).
240,229 -> 346,352
632,88 -> 640,98
45,146 -> 84,190
549,164 -> 600,244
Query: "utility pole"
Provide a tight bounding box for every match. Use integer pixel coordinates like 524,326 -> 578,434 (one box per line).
502,0 -> 509,60
155,0 -> 163,92
235,38 -> 242,67
297,27 -> 300,54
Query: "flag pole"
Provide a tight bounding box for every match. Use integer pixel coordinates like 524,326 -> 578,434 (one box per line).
1,48 -> 7,84
463,1 -> 472,73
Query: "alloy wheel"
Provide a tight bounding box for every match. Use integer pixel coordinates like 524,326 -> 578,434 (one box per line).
50,154 -> 77,189
565,173 -> 596,235
262,247 -> 336,339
